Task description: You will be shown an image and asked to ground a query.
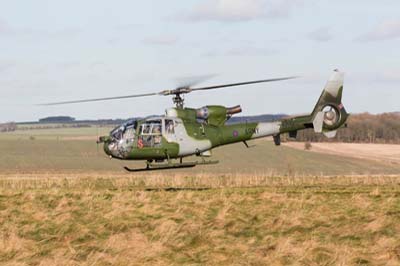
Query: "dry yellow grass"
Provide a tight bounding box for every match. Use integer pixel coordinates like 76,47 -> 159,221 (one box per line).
1,172 -> 400,190
1,174 -> 400,265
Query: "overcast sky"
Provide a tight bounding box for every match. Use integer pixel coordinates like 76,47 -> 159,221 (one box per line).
0,0 -> 399,122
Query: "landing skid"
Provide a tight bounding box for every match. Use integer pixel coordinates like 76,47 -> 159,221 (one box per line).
124,159 -> 219,172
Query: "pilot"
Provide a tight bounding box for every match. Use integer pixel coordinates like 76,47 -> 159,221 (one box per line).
143,124 -> 151,134
154,135 -> 162,145
152,124 -> 161,134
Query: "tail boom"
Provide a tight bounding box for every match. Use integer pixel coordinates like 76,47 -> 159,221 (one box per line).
217,70 -> 349,147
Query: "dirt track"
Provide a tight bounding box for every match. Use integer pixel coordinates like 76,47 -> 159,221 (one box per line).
284,142 -> 400,164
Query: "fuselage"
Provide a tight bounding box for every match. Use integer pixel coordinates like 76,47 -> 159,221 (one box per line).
101,108 -> 324,161
103,114 -> 284,160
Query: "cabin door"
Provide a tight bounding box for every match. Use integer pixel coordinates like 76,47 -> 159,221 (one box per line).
164,119 -> 177,143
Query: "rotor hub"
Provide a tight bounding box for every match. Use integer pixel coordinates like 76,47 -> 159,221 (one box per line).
172,94 -> 185,108
322,105 -> 340,126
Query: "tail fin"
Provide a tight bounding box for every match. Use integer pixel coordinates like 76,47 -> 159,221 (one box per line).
311,70 -> 348,138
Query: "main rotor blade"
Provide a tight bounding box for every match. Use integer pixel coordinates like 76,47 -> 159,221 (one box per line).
39,92 -> 159,106
175,74 -> 217,89
38,75 -> 298,106
190,76 -> 298,92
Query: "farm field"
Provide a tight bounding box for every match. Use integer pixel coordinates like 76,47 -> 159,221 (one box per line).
285,142 -> 400,165
1,126 -> 400,265
0,126 -> 400,175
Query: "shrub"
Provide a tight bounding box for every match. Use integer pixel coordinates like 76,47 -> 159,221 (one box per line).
304,142 -> 312,150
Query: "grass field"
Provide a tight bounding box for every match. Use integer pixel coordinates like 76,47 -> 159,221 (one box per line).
1,175 -> 400,265
1,127 -> 400,265
1,127 -> 400,175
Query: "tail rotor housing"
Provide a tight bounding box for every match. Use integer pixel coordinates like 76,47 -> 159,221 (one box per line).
312,70 -> 348,137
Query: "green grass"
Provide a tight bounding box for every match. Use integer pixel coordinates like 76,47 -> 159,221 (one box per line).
1,126 -> 400,175
0,138 -> 399,176
1,177 -> 400,265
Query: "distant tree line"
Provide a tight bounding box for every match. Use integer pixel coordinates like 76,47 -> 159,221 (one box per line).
290,112 -> 400,144
39,116 -> 76,123
0,122 -> 17,132
18,124 -> 92,131
20,116 -> 131,126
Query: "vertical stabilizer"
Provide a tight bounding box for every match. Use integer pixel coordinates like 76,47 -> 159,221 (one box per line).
311,70 -> 348,138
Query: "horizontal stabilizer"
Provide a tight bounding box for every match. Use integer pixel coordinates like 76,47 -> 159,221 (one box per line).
323,130 -> 337,138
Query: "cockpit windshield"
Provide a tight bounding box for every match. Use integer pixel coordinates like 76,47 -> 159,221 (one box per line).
111,119 -> 137,141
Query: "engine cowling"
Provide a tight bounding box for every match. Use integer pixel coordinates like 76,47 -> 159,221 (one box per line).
196,105 -> 242,125
165,105 -> 242,126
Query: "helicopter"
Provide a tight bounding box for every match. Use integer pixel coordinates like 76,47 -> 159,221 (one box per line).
42,70 -> 348,172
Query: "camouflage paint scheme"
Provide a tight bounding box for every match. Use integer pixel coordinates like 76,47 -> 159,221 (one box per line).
103,70 -> 348,161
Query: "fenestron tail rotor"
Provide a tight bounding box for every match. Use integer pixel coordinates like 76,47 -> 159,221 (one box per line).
39,75 -> 298,108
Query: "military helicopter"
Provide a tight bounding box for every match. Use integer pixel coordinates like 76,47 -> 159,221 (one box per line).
42,70 -> 348,171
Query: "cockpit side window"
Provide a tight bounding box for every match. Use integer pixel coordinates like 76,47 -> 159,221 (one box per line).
142,124 -> 151,134
138,119 -> 162,147
140,121 -> 161,135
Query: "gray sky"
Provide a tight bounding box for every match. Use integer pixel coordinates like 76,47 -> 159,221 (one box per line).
0,0 -> 399,122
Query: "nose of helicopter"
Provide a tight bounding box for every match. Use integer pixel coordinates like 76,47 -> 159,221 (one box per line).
97,136 -> 113,157
103,142 -> 112,157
